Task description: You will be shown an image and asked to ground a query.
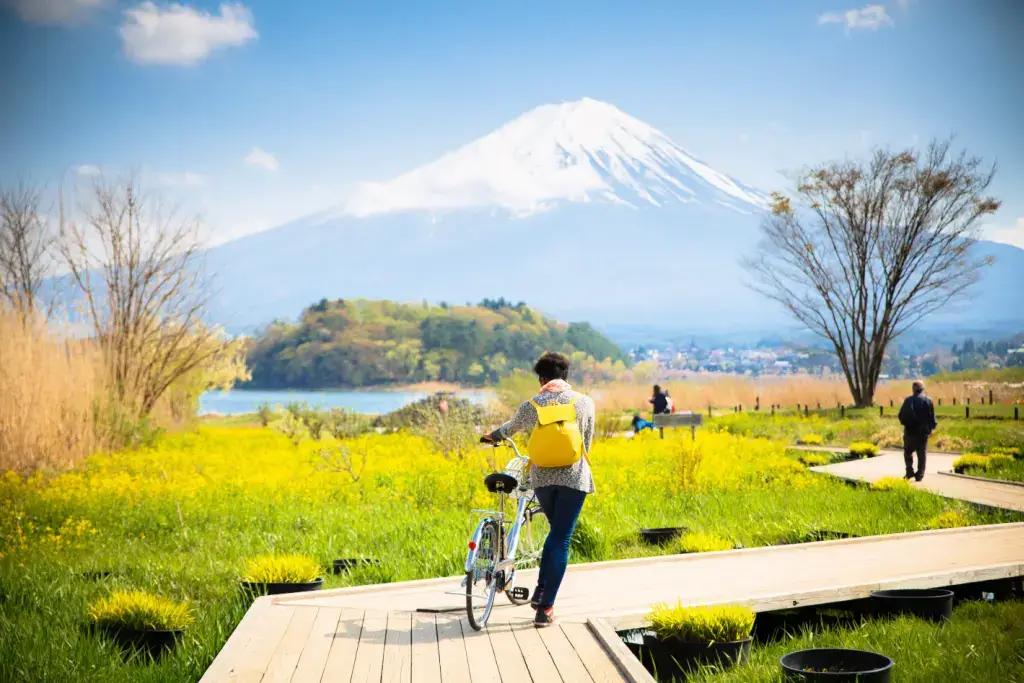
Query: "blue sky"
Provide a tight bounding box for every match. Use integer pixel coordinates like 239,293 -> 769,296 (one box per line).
2,0 -> 1022,246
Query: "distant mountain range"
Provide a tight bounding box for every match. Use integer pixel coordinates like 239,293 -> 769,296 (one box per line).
205,98 -> 1024,338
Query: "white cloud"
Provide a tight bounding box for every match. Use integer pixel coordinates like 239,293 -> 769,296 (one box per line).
119,2 -> 257,66
5,0 -> 106,25
244,147 -> 279,172
153,171 -> 207,187
988,217 -> 1024,250
75,164 -> 101,176
818,5 -> 893,31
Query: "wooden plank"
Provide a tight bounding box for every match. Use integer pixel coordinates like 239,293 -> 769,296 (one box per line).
561,623 -> 627,683
322,609 -> 366,682
381,612 -> 413,683
508,619 -> 563,682
289,606 -> 342,683
232,605 -> 297,683
411,612 -> 442,683
485,619 -> 532,681
262,606 -> 320,683
459,617 -> 502,683
537,626 -> 593,683
435,616 -> 472,683
652,413 -> 702,428
586,619 -> 655,683
200,597 -> 274,683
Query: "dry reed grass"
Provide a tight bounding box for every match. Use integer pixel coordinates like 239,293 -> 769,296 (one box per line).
0,308 -> 106,472
587,374 -> 1024,413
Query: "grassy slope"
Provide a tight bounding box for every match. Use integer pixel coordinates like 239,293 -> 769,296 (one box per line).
689,601 -> 1024,683
0,426 -> 1020,681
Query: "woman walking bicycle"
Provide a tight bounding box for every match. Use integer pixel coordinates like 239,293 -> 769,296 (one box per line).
481,351 -> 595,628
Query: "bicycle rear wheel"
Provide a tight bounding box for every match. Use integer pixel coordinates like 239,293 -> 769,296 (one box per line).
505,512 -> 540,606
466,519 -> 500,630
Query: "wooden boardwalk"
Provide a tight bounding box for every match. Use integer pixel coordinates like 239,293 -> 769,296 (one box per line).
202,523 -> 1024,682
808,449 -> 1024,512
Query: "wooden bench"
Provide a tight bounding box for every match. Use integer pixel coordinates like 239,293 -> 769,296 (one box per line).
652,412 -> 703,439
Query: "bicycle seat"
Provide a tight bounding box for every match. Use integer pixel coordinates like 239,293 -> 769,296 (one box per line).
484,472 -> 518,494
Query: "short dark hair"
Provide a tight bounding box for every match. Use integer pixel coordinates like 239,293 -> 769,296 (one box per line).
653,384 -> 662,394
534,351 -> 570,382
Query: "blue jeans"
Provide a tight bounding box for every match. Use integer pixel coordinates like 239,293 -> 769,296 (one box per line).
533,485 -> 587,610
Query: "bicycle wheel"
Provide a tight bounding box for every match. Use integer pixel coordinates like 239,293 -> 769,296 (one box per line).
466,519 -> 500,630
505,506 -> 542,606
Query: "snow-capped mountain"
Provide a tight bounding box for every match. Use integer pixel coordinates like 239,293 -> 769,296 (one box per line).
205,99 -> 1024,334
342,98 -> 768,218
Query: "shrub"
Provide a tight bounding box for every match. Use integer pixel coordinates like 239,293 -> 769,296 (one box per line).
933,434 -> 972,452
953,454 -> 989,474
679,532 -> 734,554
796,433 -> 824,446
88,590 -> 193,631
595,413 -> 625,440
300,409 -> 326,440
648,602 -> 755,643
274,413 -> 306,446
256,402 -> 274,427
799,453 -> 829,467
849,442 -> 879,458
327,408 -> 372,440
926,510 -> 971,530
241,554 -> 321,583
869,425 -> 903,448
871,476 -> 911,492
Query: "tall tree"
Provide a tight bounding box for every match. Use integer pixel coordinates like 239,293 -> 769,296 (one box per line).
0,181 -> 54,319
58,176 -> 226,416
747,139 -> 1000,407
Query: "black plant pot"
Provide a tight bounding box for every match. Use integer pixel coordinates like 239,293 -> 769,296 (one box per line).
100,625 -> 183,659
643,634 -> 751,679
781,648 -> 894,682
870,588 -> 953,622
240,577 -> 324,597
640,527 -> 685,546
332,558 -> 382,574
754,609 -> 815,643
802,530 -> 858,543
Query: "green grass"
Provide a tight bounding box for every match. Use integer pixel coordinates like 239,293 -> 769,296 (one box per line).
687,601 -> 1024,683
0,423 -> 1020,681
959,455 -> 1024,484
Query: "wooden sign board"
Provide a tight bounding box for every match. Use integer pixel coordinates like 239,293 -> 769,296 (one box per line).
652,412 -> 703,439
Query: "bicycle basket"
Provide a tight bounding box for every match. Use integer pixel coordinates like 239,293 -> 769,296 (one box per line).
503,456 -> 531,499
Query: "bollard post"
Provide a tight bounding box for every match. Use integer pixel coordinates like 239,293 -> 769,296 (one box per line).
841,405 -> 846,418
967,397 -> 971,406
953,397 -> 957,406
990,389 -> 994,404
708,405 -> 712,418
771,404 -> 775,416
981,395 -> 985,405
817,401 -> 821,410
879,405 -> 883,417
756,396 -> 760,411
804,404 -> 809,417
1016,406 -> 1019,421
889,399 -> 894,407
966,405 -> 970,419
938,398 -> 942,406
660,427 -> 665,439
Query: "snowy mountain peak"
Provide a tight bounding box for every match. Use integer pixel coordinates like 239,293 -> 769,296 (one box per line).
342,98 -> 768,218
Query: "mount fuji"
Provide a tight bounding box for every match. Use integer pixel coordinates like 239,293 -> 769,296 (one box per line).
206,98 -> 1024,335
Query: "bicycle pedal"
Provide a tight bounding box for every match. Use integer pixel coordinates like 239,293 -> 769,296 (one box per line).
508,587 -> 529,601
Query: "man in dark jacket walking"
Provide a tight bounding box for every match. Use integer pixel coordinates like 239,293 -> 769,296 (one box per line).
898,380 -> 937,481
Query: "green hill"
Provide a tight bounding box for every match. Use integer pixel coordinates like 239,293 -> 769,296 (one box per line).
244,298 -> 630,388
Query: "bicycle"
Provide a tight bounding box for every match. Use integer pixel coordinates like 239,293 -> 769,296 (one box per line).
462,437 -> 544,631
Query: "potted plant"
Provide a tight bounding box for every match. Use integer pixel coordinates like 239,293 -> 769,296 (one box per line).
780,648 -> 894,682
89,589 -> 192,658
240,554 -> 324,596
678,531 -> 733,554
643,602 -> 755,678
952,454 -> 989,474
848,442 -> 879,459
870,588 -> 954,622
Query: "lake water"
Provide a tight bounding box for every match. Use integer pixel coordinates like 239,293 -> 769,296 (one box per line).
199,389 -> 492,416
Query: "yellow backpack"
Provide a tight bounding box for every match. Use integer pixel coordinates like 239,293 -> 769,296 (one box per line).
527,400 -> 585,468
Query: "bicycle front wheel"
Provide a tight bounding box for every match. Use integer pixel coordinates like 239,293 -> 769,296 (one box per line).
466,519 -> 500,630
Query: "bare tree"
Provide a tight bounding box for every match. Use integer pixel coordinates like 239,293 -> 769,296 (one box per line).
746,139 -> 1000,407
0,181 -> 55,319
58,175 -> 223,416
